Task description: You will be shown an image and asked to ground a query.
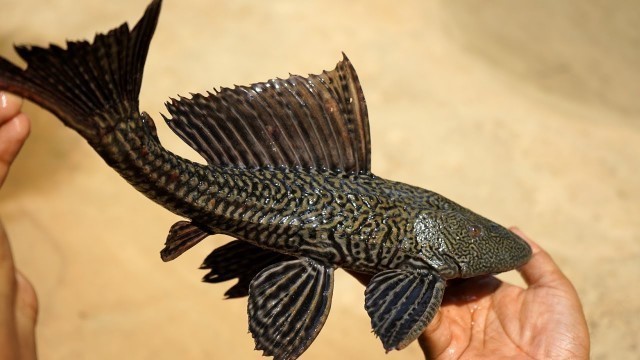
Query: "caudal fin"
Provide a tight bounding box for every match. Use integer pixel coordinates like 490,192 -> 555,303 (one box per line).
0,0 -> 161,140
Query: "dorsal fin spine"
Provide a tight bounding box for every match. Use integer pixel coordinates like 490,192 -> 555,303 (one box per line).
262,81 -> 309,167
164,56 -> 371,173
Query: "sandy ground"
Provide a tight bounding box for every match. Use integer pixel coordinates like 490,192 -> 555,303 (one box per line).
1,0 -> 639,359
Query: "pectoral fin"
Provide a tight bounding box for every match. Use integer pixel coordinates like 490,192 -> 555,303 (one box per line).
248,258 -> 334,360
365,269 -> 445,351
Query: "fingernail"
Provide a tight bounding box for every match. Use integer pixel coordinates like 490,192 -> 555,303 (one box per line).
12,113 -> 31,138
0,92 -> 21,109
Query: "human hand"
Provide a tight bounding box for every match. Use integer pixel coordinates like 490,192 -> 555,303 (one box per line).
0,91 -> 37,360
351,228 -> 589,359
416,227 -> 590,359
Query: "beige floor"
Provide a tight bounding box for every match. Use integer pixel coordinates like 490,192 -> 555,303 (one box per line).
1,0 -> 639,359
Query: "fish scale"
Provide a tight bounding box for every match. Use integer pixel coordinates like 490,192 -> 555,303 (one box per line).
0,1 -> 532,359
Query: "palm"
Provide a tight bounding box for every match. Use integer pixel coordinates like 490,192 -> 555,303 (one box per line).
350,229 -> 589,360
419,235 -> 589,359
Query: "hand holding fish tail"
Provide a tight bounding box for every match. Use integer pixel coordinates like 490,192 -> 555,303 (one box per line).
414,228 -> 588,359
0,92 -> 37,360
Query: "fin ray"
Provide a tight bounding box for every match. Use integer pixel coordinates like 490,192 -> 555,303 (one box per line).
365,269 -> 445,351
200,240 -> 294,298
248,258 -> 334,360
0,0 -> 162,140
160,220 -> 210,262
164,55 -> 371,173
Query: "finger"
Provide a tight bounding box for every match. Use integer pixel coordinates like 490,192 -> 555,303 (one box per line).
0,325 -> 19,360
0,92 -> 23,123
0,221 -> 17,324
418,310 -> 452,359
14,270 -> 38,360
0,113 -> 31,186
0,220 -> 16,289
511,227 -> 571,290
14,270 -> 38,324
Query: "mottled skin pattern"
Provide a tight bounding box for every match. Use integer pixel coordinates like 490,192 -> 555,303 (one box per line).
97,112 -> 530,280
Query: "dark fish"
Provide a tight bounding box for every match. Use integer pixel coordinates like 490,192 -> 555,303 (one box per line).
0,1 -> 532,359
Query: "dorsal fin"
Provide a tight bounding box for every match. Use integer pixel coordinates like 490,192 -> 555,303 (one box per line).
163,54 -> 371,173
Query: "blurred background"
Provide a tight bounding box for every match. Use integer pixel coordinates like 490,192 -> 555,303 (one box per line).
1,0 -> 638,358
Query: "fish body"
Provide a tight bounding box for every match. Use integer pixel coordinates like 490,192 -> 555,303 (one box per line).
0,1 -> 532,359
98,112 -> 527,280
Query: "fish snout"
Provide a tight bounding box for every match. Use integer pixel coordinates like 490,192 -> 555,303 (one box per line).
458,223 -> 533,278
491,226 -> 532,273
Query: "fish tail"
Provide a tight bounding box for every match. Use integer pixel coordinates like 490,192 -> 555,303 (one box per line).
0,0 -> 161,143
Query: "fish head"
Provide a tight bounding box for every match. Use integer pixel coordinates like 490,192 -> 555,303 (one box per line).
415,207 -> 532,279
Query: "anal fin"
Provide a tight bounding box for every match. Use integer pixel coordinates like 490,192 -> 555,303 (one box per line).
365,269 -> 445,351
249,258 -> 334,360
200,240 -> 294,298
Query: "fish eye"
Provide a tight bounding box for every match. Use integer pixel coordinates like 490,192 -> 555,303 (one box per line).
468,224 -> 483,239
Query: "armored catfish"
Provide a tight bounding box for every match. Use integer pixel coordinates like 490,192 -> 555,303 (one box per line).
0,0 -> 532,359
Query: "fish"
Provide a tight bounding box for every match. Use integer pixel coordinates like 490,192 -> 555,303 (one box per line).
0,0 -> 532,359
